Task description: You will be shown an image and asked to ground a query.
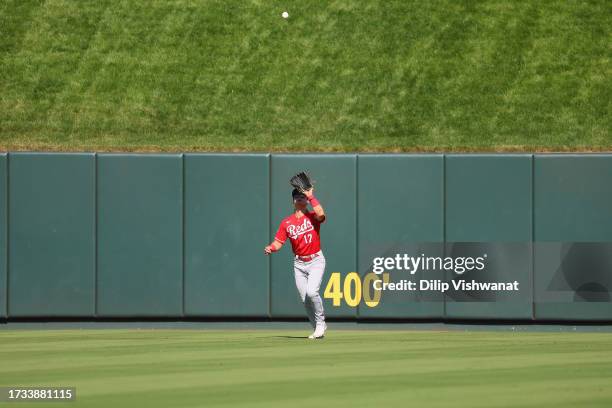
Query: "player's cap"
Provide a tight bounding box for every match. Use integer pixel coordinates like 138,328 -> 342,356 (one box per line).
292,188 -> 307,200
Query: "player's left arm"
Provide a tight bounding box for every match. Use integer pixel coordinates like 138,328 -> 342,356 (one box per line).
304,188 -> 325,222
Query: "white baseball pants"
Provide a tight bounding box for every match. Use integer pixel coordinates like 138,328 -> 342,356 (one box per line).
293,251 -> 326,328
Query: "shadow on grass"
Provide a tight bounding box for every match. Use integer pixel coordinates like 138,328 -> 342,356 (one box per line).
266,335 -> 310,339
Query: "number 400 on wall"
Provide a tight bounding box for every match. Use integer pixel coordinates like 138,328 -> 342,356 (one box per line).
323,272 -> 390,308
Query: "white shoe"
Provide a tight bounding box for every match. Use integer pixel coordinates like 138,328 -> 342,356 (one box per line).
308,323 -> 327,339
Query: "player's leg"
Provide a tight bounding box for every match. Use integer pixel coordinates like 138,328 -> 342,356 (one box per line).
294,260 -> 316,329
305,255 -> 326,338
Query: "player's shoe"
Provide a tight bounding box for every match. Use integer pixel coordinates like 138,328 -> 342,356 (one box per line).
308,322 -> 327,339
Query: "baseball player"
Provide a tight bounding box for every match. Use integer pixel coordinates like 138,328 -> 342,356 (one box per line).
264,185 -> 327,339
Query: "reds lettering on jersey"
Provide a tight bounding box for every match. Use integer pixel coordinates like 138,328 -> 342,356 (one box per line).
274,211 -> 324,256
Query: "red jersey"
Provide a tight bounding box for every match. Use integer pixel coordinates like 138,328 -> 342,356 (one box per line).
274,211 -> 324,256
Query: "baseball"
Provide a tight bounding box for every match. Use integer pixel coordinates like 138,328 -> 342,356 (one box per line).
282,11 -> 289,19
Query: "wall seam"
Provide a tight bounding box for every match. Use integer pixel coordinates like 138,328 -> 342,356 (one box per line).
5,153 -> 9,318
355,154 -> 359,320
531,154 -> 535,320
182,154 -> 186,318
442,154 -> 447,320
267,154 -> 272,318
94,153 -> 98,318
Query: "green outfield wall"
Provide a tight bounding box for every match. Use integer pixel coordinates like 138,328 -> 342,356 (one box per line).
184,154 -> 269,317
444,155 -> 533,320
1,153 -> 611,322
8,153 -> 95,316
357,155 -> 444,319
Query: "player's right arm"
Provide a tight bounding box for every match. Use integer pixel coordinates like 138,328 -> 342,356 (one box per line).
264,221 -> 287,255
264,239 -> 283,255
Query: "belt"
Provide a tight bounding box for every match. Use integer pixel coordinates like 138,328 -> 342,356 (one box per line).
295,251 -> 321,262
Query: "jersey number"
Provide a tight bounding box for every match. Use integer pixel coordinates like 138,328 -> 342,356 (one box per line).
304,233 -> 312,243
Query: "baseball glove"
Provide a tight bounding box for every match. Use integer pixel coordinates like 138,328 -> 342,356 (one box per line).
290,171 -> 313,192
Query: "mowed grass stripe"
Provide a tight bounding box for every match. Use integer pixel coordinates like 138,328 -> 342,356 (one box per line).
1,329 -> 610,356
4,346 -> 611,386
71,367 -> 612,407
4,338 -> 608,374
21,364 -> 612,407
4,349 -> 612,387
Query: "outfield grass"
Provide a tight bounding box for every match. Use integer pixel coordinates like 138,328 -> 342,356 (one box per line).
1,329 -> 611,407
0,0 -> 609,152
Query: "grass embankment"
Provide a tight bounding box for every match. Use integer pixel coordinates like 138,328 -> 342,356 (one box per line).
0,1 -> 609,152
